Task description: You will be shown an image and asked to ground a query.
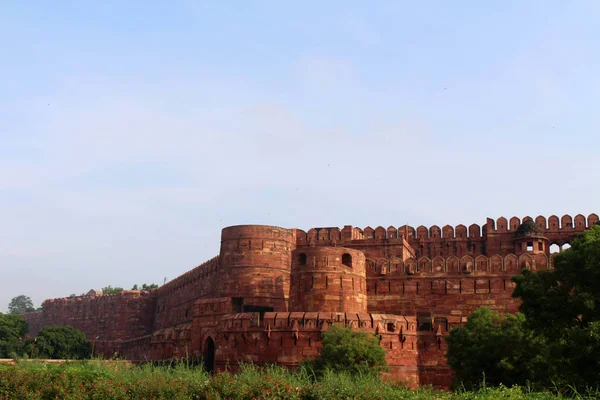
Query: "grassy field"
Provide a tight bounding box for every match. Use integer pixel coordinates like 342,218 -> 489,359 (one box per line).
0,361 -> 594,399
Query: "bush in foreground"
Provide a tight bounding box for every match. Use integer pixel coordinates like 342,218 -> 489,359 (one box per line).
445,307 -> 550,390
446,226 -> 600,393
0,313 -> 28,358
513,225 -> 600,390
0,361 -> 596,400
302,324 -> 388,378
28,325 -> 91,360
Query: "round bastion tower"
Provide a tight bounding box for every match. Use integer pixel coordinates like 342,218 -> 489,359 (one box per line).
289,247 -> 367,313
217,225 -> 295,312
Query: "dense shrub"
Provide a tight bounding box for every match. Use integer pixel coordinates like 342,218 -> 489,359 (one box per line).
302,324 -> 387,377
0,314 -> 28,358
445,307 -> 550,389
0,361 -> 591,399
27,325 -> 91,360
513,225 -> 600,390
447,226 -> 600,393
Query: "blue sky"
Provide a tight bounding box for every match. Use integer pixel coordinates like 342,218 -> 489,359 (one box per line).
1,1 -> 599,310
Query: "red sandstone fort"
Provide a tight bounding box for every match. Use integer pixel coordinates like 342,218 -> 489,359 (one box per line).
22,213 -> 598,388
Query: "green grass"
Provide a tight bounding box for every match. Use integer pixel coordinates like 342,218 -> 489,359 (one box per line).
0,360 -> 596,399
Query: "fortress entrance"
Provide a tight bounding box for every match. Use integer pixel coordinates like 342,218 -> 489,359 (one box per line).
203,337 -> 215,374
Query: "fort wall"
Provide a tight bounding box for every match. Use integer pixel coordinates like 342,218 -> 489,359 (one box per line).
217,225 -> 295,312
153,256 -> 220,330
289,247 -> 367,313
23,290 -> 156,342
363,252 -> 545,317
298,214 -> 598,259
21,214 -> 596,389
211,311 -> 453,388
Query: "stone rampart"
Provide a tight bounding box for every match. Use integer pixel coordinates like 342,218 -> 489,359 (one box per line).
21,214 -> 597,389
23,290 -> 155,341
153,256 -> 220,330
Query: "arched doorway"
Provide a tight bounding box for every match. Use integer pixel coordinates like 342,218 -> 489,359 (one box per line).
203,337 -> 215,374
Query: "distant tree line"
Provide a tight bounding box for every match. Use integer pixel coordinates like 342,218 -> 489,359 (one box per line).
131,283 -> 159,291
65,283 -> 160,298
102,283 -> 159,294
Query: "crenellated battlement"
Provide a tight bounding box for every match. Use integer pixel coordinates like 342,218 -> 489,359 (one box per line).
295,224 -> 482,243
213,311 -> 453,388
297,213 -> 597,242
157,256 -> 220,297
26,215 -> 594,390
41,289 -> 153,305
218,311 -> 424,334
23,289 -> 156,340
294,214 -> 597,260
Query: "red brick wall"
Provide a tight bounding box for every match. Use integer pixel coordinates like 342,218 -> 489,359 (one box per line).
217,225 -> 295,311
23,290 -> 155,341
296,221 -> 562,319
22,215 -> 597,389
298,214 -> 597,259
289,247 -> 367,313
153,256 -> 219,330
211,311 -> 450,388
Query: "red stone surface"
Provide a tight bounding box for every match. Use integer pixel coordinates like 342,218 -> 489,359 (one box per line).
21,215 -> 598,389
290,247 -> 367,313
216,225 -> 296,311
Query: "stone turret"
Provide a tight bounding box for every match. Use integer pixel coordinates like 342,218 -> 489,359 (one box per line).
513,219 -> 549,256
289,247 -> 367,313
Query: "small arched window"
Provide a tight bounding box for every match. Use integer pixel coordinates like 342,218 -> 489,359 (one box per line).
342,253 -> 352,267
298,253 -> 307,265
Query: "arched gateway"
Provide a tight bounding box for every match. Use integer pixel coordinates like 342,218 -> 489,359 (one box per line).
203,337 -> 215,374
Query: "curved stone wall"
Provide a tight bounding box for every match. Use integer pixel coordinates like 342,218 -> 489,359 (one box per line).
289,247 -> 367,313
217,225 -> 295,311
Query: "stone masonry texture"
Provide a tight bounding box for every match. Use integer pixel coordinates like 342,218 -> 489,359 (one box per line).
21,214 -> 599,389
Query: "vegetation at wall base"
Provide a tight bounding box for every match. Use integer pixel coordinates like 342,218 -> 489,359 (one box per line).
0,313 -> 28,359
301,323 -> 388,377
30,326 -> 92,359
445,307 -> 550,390
0,322 -> 91,360
446,225 -> 600,394
0,361 -> 594,400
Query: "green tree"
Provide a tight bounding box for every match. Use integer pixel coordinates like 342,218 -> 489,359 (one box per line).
446,226 -> 600,391
131,283 -> 158,290
305,324 -> 387,377
101,286 -> 123,295
142,283 -> 158,290
8,295 -> 35,314
512,224 -> 600,390
30,326 -> 91,359
445,307 -> 549,389
0,313 -> 28,358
